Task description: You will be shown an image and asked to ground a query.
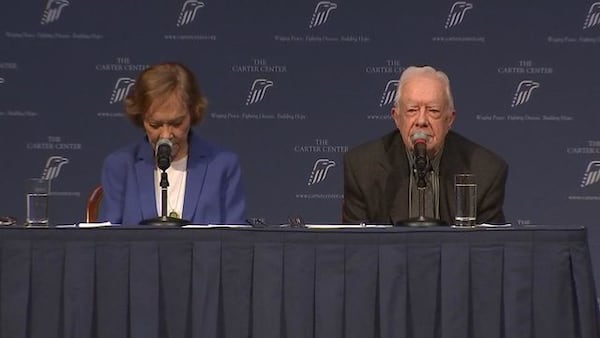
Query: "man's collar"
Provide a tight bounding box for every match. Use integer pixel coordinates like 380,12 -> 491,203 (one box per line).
405,142 -> 445,173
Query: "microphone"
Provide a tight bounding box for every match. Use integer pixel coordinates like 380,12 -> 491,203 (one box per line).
393,131 -> 447,227
156,138 -> 173,171
411,132 -> 429,173
140,137 -> 189,226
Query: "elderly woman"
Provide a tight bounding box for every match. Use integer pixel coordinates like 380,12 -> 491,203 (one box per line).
99,62 -> 246,225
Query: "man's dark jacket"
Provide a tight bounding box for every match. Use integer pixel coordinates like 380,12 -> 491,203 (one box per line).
342,130 -> 508,225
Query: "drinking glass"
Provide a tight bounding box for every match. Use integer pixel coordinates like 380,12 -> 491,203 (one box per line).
26,178 -> 49,226
454,174 -> 477,227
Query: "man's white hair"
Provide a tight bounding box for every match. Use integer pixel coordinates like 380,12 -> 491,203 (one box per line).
393,66 -> 455,110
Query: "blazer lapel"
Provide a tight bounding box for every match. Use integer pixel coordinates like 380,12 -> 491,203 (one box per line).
384,133 -> 411,225
182,133 -> 209,222
135,140 -> 158,220
438,133 -> 468,223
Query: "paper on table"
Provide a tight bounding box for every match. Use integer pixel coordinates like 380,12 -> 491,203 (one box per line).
305,224 -> 392,229
182,224 -> 252,228
77,222 -> 113,228
475,223 -> 512,228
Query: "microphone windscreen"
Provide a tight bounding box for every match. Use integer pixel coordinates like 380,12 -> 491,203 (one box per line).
410,131 -> 428,144
156,138 -> 173,152
156,138 -> 173,170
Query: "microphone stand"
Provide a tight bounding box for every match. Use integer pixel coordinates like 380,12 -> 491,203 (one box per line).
140,169 -> 190,226
395,165 -> 447,227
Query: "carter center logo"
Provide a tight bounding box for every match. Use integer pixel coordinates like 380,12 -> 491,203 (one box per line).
580,161 -> 600,188
245,79 -> 273,105
445,1 -> 473,29
177,0 -> 205,27
41,0 -> 70,25
583,2 -> 600,29
109,77 -> 135,104
307,158 -> 335,186
511,80 -> 539,107
309,1 -> 338,28
40,156 -> 69,189
379,80 -> 399,107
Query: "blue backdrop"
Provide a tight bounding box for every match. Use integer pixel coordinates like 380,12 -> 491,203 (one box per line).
1,0 -> 600,287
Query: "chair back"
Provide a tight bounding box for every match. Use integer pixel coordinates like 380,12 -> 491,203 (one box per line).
85,186 -> 103,222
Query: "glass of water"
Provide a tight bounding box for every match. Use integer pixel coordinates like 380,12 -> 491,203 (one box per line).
26,178 -> 49,226
454,174 -> 477,227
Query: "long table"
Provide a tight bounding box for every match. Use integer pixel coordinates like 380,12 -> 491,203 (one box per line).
0,225 -> 598,338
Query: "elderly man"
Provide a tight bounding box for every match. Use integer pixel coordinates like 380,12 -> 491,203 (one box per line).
342,66 -> 508,225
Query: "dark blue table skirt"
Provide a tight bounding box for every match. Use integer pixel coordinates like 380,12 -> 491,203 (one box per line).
0,226 -> 598,338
